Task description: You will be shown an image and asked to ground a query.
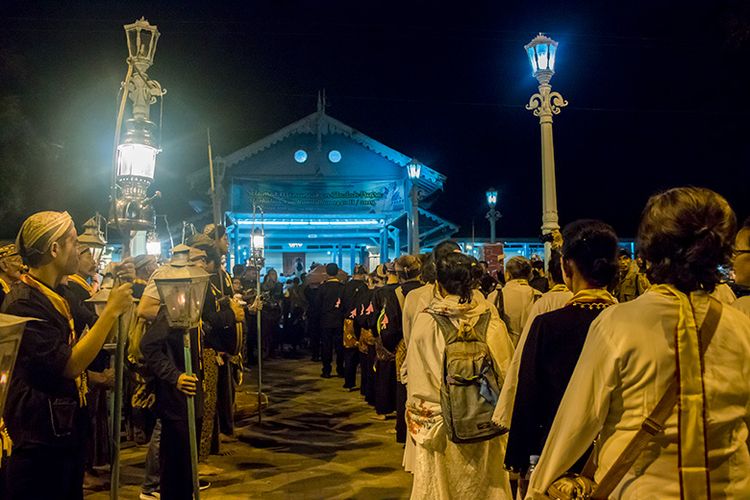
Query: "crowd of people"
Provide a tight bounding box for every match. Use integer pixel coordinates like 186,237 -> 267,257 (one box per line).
0,185 -> 748,499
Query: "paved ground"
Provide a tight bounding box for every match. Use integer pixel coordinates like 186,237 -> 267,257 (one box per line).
88,354 -> 413,499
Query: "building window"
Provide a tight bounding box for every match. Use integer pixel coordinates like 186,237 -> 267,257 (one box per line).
294,150 -> 308,163
328,150 -> 342,163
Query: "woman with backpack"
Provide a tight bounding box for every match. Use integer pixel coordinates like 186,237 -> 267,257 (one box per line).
527,187 -> 750,499
405,252 -> 514,499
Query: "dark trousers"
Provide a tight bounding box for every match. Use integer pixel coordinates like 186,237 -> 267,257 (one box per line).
396,381 -> 407,443
216,362 -> 235,436
7,444 -> 86,500
161,418 -> 202,500
320,326 -> 344,376
374,358 -> 397,415
364,345 -> 377,405
342,347 -> 359,388
308,315 -> 320,360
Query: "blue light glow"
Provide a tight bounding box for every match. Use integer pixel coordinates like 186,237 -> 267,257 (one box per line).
526,47 -> 538,73
294,150 -> 308,163
328,150 -> 342,163
548,44 -> 557,72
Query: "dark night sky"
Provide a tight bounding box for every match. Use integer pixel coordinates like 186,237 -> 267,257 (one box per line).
1,1 -> 748,241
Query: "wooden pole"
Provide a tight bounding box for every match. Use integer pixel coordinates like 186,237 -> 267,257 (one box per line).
110,230 -> 131,500
183,329 -> 201,499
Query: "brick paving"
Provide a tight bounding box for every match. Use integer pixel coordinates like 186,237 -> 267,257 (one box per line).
87,354 -> 412,499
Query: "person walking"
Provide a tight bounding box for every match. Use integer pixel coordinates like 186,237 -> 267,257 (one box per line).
317,263 -> 345,378
341,265 -> 369,390
406,252 -> 514,499
528,187 -> 750,499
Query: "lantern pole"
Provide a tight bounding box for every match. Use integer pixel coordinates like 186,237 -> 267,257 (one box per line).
251,204 -> 265,424
109,17 -> 165,499
524,33 -> 567,268
182,327 -> 201,499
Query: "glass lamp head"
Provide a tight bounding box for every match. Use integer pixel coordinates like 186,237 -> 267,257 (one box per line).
524,33 -> 558,85
124,17 -> 160,72
486,188 -> 498,207
0,314 -> 34,416
407,159 -> 422,180
78,216 -> 107,262
154,266 -> 211,329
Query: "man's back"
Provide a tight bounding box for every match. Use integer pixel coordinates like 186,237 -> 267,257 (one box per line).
318,279 -> 344,328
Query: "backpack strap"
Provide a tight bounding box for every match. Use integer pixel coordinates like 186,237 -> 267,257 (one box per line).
395,286 -> 406,310
428,312 -> 459,344
472,311 -> 492,342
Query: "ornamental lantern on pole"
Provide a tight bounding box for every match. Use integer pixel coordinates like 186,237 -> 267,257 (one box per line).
78,215 -> 107,263
154,265 -> 210,499
485,188 -> 501,244
112,17 -> 166,235
524,33 -> 568,267
406,159 -> 422,255
0,314 -> 34,416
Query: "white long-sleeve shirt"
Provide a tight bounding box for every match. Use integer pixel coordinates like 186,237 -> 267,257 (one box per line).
528,290 -> 750,499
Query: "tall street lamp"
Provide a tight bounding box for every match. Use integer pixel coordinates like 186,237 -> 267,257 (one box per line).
108,17 -> 166,499
154,266 -> 211,500
524,33 -> 568,266
406,159 -> 422,255
485,188 -> 501,244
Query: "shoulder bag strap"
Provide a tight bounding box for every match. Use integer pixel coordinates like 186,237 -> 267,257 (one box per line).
591,297 -> 722,499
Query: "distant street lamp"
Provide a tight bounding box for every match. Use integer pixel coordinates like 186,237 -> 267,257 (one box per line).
406,159 -> 422,255
524,33 -> 568,266
485,188 -> 501,244
154,266 -> 211,500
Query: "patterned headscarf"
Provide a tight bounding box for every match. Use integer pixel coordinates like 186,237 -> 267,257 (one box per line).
16,211 -> 74,264
0,244 -> 18,260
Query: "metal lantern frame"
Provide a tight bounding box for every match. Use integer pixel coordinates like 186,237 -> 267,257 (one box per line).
0,314 -> 35,417
78,215 -> 108,263
524,33 -> 558,85
153,265 -> 211,499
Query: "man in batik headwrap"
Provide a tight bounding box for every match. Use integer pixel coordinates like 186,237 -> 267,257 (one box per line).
0,244 -> 23,306
1,211 -> 133,500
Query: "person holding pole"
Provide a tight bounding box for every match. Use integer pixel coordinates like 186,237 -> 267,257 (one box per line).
2,211 -> 133,500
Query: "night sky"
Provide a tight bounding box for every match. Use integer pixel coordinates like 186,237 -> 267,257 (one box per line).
1,1 -> 748,241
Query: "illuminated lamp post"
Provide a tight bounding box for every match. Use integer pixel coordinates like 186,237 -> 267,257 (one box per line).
250,225 -> 265,423
485,188 -> 501,244
107,17 -> 165,499
524,33 -> 567,267
154,266 -> 211,500
78,215 -> 107,263
406,159 -> 422,255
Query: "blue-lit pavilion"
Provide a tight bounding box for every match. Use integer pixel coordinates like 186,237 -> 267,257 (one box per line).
202,104 -> 458,274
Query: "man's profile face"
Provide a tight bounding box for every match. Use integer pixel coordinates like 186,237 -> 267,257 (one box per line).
217,234 -> 229,255
78,249 -> 98,278
618,255 -> 631,274
53,228 -> 80,275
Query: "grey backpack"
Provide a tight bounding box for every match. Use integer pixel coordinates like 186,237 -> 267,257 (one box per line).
429,310 -> 504,443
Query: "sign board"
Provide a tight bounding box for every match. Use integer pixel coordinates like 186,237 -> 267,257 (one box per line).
232,180 -> 405,215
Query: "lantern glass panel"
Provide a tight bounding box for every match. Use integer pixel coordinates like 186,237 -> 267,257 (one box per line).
155,276 -> 209,329
0,315 -> 31,416
407,162 -> 421,180
147,240 -> 161,256
548,43 -> 557,73
486,190 -> 498,206
252,233 -> 265,251
526,47 -> 538,73
536,43 -> 549,70
117,143 -> 157,179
